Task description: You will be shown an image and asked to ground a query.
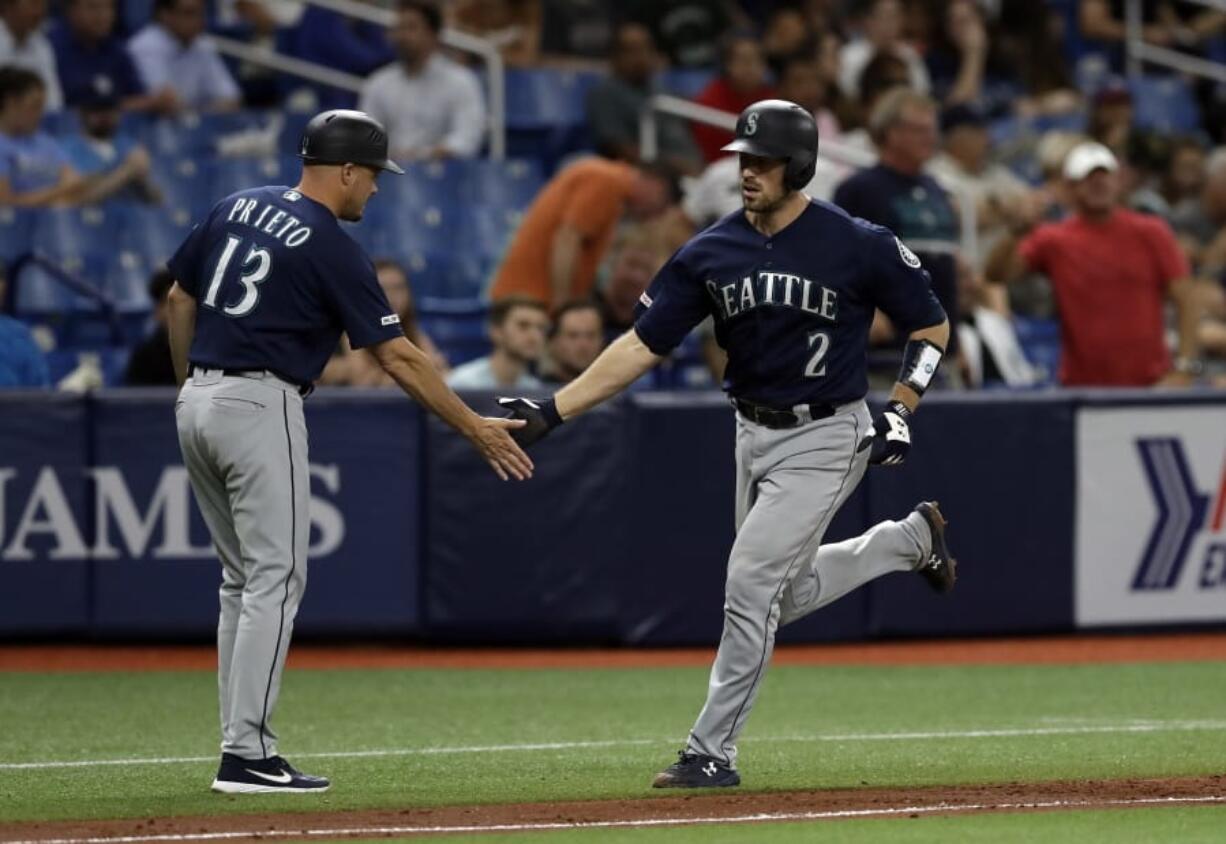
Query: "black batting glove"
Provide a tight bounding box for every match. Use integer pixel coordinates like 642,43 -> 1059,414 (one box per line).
857,399 -> 912,466
496,396 -> 563,448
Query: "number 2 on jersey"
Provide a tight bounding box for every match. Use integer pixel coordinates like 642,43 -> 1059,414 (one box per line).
805,331 -> 829,378
203,235 -> 272,318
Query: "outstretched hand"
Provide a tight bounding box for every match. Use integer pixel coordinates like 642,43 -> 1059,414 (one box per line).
470,416 -> 534,481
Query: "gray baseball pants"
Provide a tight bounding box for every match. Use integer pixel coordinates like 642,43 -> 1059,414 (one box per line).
175,368 -> 310,760
685,400 -> 933,767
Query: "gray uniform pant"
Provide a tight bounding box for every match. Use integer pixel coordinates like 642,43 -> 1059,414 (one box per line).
686,401 -> 933,767
175,368 -> 309,760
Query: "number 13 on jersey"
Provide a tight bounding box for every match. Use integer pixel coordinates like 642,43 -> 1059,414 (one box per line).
204,235 -> 273,318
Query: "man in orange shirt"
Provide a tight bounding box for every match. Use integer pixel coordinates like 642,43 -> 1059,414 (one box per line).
488,156 -> 674,309
987,141 -> 1203,386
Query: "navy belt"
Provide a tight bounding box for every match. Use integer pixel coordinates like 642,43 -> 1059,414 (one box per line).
733,398 -> 837,429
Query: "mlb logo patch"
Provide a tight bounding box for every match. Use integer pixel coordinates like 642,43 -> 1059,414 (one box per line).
381,314 -> 401,326
895,237 -> 922,269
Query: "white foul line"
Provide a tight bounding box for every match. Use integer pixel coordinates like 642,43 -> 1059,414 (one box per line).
4,720 -> 1226,772
3,795 -> 1225,844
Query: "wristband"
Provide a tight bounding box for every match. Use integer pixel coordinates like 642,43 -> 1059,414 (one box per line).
899,339 -> 945,396
541,397 -> 564,428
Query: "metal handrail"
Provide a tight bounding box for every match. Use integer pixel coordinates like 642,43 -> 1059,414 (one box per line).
284,0 -> 506,159
206,35 -> 365,92
1125,0 -> 1226,80
638,94 -> 979,264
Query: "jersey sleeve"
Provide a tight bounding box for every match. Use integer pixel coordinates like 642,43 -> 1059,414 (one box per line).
317,240 -> 405,350
166,217 -> 213,297
632,246 -> 710,355
860,223 -> 947,333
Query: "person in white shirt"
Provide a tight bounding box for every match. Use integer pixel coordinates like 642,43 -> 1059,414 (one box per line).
447,296 -> 547,390
838,0 -> 929,99
926,103 -> 1035,272
127,0 -> 241,111
0,0 -> 63,111
360,0 -> 485,161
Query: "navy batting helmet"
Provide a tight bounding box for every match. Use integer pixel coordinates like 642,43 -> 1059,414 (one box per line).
721,99 -> 818,191
298,109 -> 404,174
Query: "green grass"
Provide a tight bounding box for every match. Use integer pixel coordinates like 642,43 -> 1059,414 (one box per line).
392,806 -> 1226,843
0,662 -> 1223,824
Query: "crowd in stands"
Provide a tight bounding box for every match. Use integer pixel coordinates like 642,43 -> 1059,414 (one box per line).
3,0 -> 1226,392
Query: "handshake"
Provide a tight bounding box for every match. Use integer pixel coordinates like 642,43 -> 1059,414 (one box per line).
496,396 -> 564,448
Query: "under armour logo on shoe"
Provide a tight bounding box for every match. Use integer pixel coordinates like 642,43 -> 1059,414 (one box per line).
702,762 -> 718,777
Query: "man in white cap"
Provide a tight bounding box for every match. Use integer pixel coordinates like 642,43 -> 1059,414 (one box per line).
985,140 -> 1204,387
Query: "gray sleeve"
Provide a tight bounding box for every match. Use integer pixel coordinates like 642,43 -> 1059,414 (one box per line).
441,68 -> 486,157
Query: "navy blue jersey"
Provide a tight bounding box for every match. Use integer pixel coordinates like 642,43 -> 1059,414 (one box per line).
167,185 -> 403,385
633,200 -> 946,408
832,164 -> 958,350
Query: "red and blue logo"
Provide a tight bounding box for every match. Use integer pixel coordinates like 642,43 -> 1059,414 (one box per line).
1133,438 -> 1226,591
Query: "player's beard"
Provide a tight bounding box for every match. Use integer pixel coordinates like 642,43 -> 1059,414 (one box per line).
743,189 -> 789,215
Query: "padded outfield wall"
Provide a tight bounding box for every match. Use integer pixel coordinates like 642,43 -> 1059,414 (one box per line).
1,389 -> 1224,642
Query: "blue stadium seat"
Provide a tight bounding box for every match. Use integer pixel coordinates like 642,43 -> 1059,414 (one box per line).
45,346 -> 133,387
207,156 -> 293,207
125,203 -> 193,271
150,156 -> 212,225
1131,76 -> 1201,133
378,159 -> 463,211
1012,316 -> 1061,386
459,158 -> 543,209
504,68 -> 599,130
27,204 -> 146,313
0,206 -> 35,269
658,68 -> 715,99
417,298 -> 489,366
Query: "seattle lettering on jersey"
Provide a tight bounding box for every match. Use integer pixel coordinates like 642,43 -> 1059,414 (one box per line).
225,195 -> 313,248
705,270 -> 838,323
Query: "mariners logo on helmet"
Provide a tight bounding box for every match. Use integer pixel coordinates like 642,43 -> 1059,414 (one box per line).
746,112 -> 760,136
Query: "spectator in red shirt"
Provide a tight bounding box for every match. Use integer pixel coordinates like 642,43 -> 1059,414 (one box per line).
987,141 -> 1204,387
689,32 -> 774,163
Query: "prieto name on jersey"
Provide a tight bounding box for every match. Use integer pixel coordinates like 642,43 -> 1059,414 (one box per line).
706,270 -> 838,322
225,197 -> 314,248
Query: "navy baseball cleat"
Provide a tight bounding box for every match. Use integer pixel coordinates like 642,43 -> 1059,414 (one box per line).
915,501 -> 957,594
652,751 -> 741,788
211,753 -> 330,794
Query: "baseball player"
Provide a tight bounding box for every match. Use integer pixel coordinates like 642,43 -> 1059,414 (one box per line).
165,110 -> 533,794
500,100 -> 956,788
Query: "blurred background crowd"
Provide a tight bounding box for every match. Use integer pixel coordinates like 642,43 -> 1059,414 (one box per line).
3,0 -> 1226,393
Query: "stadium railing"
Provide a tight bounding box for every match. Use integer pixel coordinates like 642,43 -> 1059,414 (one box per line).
1125,0 -> 1226,84
204,0 -> 508,160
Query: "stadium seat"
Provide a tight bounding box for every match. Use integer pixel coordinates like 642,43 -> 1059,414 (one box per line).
1012,316 -> 1061,386
417,298 -> 490,366
504,68 -> 598,130
378,159 -> 463,211
0,206 -> 35,270
150,156 -> 212,225
45,345 -> 133,387
125,203 -> 193,272
459,158 -> 543,209
206,156 -> 292,207
27,204 -> 147,314
658,68 -> 716,99
1130,76 -> 1201,133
